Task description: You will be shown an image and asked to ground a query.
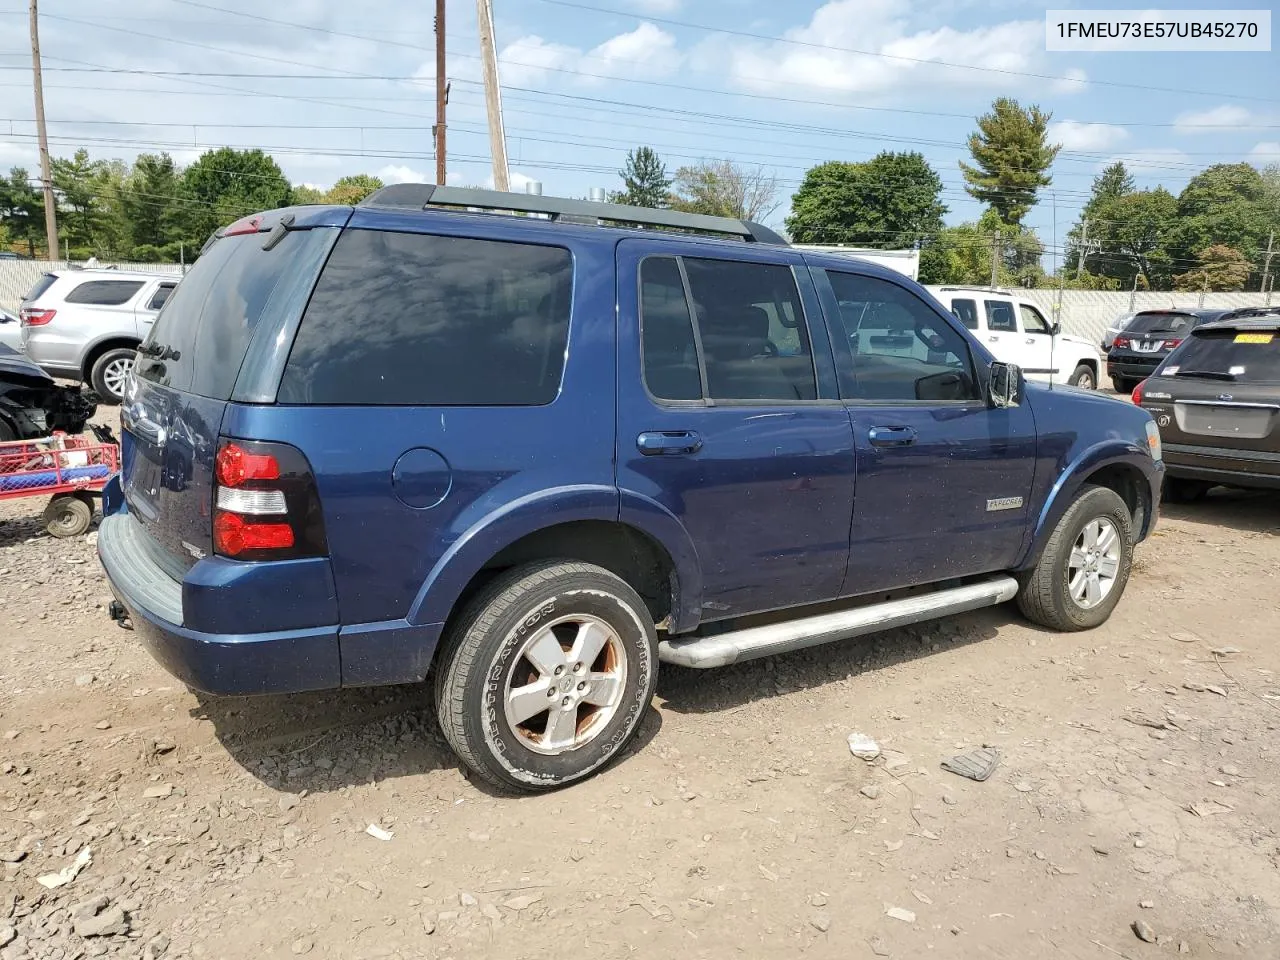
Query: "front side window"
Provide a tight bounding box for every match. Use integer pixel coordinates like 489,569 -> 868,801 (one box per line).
1020,304 -> 1050,334
65,280 -> 144,306
985,300 -> 1017,332
951,299 -> 979,330
828,271 -> 978,403
681,258 -> 817,402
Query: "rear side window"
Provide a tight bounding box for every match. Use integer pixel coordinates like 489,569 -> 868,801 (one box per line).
1167,330 -> 1280,383
24,273 -> 57,302
951,299 -> 979,330
64,280 -> 144,306
136,228 -> 336,399
985,300 -> 1016,332
278,230 -> 573,406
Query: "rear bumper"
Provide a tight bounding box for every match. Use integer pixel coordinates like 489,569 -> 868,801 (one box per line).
1165,443 -> 1280,491
97,510 -> 341,696
1107,356 -> 1162,380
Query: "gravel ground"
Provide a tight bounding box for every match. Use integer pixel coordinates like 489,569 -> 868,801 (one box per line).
1,410 -> 1279,960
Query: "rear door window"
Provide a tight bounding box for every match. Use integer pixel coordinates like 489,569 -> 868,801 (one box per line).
64,280 -> 144,306
985,300 -> 1017,332
640,257 -> 701,402
278,230 -> 574,406
951,298 -> 979,330
1167,330 -> 1280,383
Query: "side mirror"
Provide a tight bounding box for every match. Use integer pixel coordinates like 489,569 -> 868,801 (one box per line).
989,361 -> 1023,409
1050,322 -> 1061,336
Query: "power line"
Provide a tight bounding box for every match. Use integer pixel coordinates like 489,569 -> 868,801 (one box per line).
530,0 -> 1280,104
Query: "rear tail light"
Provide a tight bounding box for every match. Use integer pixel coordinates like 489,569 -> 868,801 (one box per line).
20,308 -> 56,326
1132,380 -> 1146,405
1163,338 -> 1182,349
1113,336 -> 1130,349
222,214 -> 263,237
212,439 -> 327,561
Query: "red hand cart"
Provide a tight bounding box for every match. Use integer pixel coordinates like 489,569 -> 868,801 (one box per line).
0,432 -> 121,538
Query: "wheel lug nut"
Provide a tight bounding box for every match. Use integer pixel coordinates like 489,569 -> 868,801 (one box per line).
554,666 -> 564,676
577,681 -> 586,691
561,697 -> 571,707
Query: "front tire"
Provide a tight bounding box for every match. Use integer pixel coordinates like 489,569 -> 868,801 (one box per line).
1068,364 -> 1096,390
89,347 -> 137,405
1017,485 -> 1134,632
434,561 -> 658,792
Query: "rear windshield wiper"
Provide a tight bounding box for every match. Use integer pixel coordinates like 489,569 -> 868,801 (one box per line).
1175,369 -> 1236,380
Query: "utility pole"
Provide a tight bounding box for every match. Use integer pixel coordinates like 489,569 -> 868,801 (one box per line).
1261,230 -> 1275,299
29,0 -> 58,259
990,232 -> 1001,290
476,0 -> 510,191
1075,219 -> 1089,279
434,0 -> 447,185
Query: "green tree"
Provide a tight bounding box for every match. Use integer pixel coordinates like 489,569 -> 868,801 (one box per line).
178,148 -> 292,245
959,98 -> 1061,226
1067,162 -> 1135,276
292,185 -> 326,204
0,167 -> 45,257
1173,244 -> 1251,291
121,153 -> 184,254
1166,163 -> 1271,284
786,152 -> 946,247
613,147 -> 672,208
324,174 -> 383,205
670,160 -> 778,221
1092,188 -> 1178,288
51,149 -> 108,253
919,210 -> 1043,287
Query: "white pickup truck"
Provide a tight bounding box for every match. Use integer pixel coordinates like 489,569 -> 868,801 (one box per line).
927,286 -> 1101,390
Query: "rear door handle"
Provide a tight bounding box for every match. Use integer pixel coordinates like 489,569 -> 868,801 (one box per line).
1025,338 -> 1036,345
988,336 -> 1000,343
637,431 -> 702,456
869,426 -> 917,447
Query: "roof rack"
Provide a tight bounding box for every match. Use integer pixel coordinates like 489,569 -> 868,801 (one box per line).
359,184 -> 789,246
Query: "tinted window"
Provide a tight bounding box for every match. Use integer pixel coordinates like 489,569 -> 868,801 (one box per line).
1128,312 -> 1198,335
279,230 -> 573,406
147,283 -> 176,311
681,258 -> 816,402
1166,330 -> 1280,383
829,272 -> 978,402
64,280 -> 144,306
640,258 -> 701,401
24,273 -> 58,303
136,228 -> 336,399
985,300 -> 1016,332
951,299 -> 979,330
1020,304 -> 1050,334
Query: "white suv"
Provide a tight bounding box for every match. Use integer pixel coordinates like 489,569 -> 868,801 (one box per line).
20,269 -> 178,403
927,287 -> 1100,390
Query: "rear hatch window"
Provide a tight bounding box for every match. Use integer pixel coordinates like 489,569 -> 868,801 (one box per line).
1128,312 -> 1198,336
23,273 -> 57,303
1166,329 -> 1280,383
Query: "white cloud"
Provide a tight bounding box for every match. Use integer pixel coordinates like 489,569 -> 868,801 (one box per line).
496,24 -> 681,87
1174,105 -> 1253,133
1051,68 -> 1088,94
628,0 -> 680,11
1249,142 -> 1280,165
378,165 -> 430,185
1048,121 -> 1128,152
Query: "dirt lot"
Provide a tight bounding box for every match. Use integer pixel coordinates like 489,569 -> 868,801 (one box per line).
2,413 -> 1279,960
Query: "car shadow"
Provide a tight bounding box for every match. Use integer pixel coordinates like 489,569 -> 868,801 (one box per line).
190,679 -> 664,798
1161,487 -> 1280,534
657,606 -> 1005,715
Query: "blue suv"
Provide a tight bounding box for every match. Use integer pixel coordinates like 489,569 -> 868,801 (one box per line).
98,186 -> 1163,791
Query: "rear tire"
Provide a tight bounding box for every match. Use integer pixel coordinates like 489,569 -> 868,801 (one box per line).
1017,485 -> 1134,632
0,418 -> 15,442
434,561 -> 658,793
1163,477 -> 1211,504
1068,364 -> 1096,390
1110,376 -> 1135,395
44,494 -> 93,538
89,347 -> 137,405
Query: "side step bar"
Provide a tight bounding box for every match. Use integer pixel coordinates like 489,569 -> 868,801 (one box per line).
658,576 -> 1019,669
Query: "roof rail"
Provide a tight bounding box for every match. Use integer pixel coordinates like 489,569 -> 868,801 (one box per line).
359,184 -> 789,246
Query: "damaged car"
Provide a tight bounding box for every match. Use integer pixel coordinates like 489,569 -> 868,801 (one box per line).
0,342 -> 101,442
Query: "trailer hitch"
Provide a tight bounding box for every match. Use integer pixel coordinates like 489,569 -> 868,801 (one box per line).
108,600 -> 133,631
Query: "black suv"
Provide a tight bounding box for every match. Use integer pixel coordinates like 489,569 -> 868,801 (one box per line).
1134,311 -> 1280,500
1107,308 -> 1229,394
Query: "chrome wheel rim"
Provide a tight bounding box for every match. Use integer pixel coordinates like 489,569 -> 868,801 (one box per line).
503,614 -> 627,756
1078,372 -> 1094,390
102,356 -> 134,399
1067,518 -> 1121,609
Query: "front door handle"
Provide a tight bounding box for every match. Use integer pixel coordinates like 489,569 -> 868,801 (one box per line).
869,426 -> 917,447
637,431 -> 702,456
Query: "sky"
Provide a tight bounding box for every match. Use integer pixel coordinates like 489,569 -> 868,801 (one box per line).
0,0 -> 1277,268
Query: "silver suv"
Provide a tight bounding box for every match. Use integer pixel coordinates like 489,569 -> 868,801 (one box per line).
20,270 -> 178,403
